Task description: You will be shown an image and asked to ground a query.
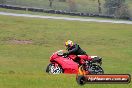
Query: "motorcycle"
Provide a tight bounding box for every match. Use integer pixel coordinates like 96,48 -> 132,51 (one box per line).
46,50 -> 104,74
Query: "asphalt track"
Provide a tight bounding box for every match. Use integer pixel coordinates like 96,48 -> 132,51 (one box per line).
0,12 -> 132,25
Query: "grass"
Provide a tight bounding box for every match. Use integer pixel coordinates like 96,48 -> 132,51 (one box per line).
2,0 -> 132,14
0,15 -> 132,88
1,0 -> 102,11
0,7 -> 107,19
0,8 -> 131,21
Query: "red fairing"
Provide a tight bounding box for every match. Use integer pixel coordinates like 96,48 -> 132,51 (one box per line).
68,55 -> 77,60
50,52 -> 60,62
49,51 -> 92,74
50,52 -> 78,74
78,55 -> 92,61
54,57 -> 78,74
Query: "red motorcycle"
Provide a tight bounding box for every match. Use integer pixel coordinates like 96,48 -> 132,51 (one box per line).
46,50 -> 104,74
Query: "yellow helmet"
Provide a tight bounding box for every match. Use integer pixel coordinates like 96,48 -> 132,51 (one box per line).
65,40 -> 74,48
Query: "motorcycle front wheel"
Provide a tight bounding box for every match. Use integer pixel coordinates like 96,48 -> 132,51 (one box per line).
46,63 -> 63,74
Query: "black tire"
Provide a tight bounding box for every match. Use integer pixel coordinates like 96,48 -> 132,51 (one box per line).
46,63 -> 52,73
76,75 -> 86,85
46,63 -> 63,74
96,66 -> 104,74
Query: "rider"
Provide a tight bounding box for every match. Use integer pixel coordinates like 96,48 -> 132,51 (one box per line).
63,40 -> 92,65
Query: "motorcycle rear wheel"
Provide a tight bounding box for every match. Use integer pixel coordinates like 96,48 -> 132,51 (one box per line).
89,64 -> 104,74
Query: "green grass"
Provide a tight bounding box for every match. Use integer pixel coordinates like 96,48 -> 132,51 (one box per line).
1,0 -> 132,18
1,0 -> 101,11
0,7 -> 105,19
2,0 -> 132,14
0,7 -> 130,21
0,15 -> 132,88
